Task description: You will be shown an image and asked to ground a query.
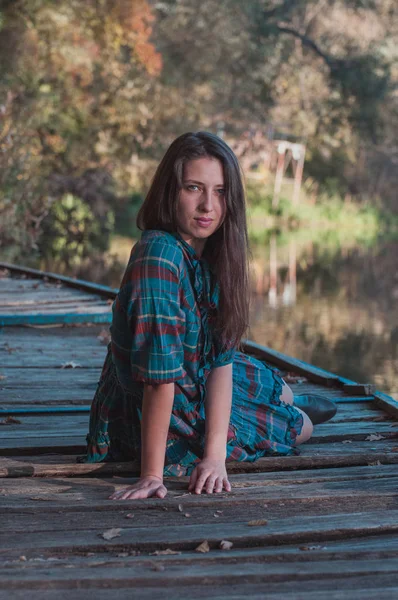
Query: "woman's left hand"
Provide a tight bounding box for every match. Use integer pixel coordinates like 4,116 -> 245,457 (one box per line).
188,458 -> 231,494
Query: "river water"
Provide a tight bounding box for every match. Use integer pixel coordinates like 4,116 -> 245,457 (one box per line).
248,235 -> 398,399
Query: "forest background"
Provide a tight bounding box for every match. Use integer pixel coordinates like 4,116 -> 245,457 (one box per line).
0,0 -> 397,275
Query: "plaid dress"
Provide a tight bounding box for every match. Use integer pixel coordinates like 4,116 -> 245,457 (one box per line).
82,230 -> 303,475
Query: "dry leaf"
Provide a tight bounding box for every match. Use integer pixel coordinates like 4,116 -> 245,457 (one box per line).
195,540 -> 210,553
0,375 -> 7,381
125,513 -> 135,519
61,361 -> 82,369
97,329 -> 111,345
300,545 -> 326,551
101,528 -> 121,541
0,416 -> 21,425
390,447 -> 398,453
365,434 -> 385,441
219,540 -> 233,550
178,504 -> 183,512
29,496 -> 52,501
368,460 -> 382,467
215,510 -> 223,514
247,519 -> 268,527
150,549 -> 181,556
341,440 -> 353,444
184,513 -> 191,518
117,552 -> 129,558
151,562 -> 165,572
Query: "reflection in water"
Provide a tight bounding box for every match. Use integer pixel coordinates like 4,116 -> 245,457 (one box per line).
250,237 -> 398,399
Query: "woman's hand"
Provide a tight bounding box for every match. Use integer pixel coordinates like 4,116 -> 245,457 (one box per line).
188,458 -> 231,495
109,475 -> 167,500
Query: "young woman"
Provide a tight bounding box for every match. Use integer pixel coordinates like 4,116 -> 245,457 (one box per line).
82,131 -> 336,500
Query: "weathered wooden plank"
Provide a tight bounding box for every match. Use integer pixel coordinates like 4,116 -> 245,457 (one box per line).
0,298 -> 110,318
2,438 -> 398,470
1,533 -> 398,565
1,581 -> 397,600
0,292 -> 104,306
0,402 -> 386,423
0,310 -> 112,327
0,507 -> 397,553
1,300 -> 109,313
1,479 -> 396,534
1,558 -> 398,590
2,457 -> 396,482
373,390 -> 398,419
0,468 -> 397,514
1,415 -> 395,443
0,264 -> 118,299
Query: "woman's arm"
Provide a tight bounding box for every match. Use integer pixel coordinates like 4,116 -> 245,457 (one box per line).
188,363 -> 233,494
109,382 -> 174,500
204,363 -> 233,460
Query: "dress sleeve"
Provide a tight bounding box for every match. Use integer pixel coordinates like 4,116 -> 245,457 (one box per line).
121,239 -> 186,384
211,345 -> 236,369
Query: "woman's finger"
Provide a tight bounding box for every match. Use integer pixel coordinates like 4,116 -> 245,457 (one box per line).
214,477 -> 223,493
188,468 -> 198,492
223,477 -> 231,492
194,472 -> 209,495
155,485 -> 167,499
205,476 -> 217,494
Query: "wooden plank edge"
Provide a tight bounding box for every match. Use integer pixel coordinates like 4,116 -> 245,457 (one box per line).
242,340 -> 389,401
0,263 -> 118,300
0,313 -> 112,326
373,391 -> 398,419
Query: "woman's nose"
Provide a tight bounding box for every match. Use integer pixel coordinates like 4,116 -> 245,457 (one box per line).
199,189 -> 214,211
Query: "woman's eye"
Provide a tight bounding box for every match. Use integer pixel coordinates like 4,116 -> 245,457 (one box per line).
216,188 -> 225,196
187,184 -> 200,191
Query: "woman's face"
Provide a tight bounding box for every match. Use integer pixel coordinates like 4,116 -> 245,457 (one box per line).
176,157 -> 226,256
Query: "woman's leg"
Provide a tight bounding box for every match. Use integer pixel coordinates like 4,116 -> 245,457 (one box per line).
280,382 -> 313,445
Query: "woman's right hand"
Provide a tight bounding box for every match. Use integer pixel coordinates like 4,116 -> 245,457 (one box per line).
109,475 -> 167,500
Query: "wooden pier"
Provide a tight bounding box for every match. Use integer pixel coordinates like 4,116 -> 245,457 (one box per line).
0,264 -> 397,599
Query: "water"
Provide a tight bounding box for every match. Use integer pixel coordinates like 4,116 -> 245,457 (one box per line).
248,236 -> 398,399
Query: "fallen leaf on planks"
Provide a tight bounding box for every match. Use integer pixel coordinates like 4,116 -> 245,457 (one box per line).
29,496 -> 53,501
97,329 -> 111,345
61,361 -> 82,369
195,540 -> 210,553
101,528 -> 122,541
219,540 -> 233,550
365,434 -> 385,441
0,416 -> 21,425
0,375 -> 7,381
150,549 -> 181,556
300,545 -> 326,551
178,504 -> 183,512
125,513 -> 135,519
247,519 -> 268,527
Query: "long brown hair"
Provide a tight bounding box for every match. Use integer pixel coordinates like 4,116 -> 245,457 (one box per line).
137,131 -> 250,349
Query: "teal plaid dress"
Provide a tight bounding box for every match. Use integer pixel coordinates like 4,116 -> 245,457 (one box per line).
82,230 -> 303,475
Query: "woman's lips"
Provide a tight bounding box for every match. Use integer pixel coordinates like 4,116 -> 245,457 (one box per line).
195,217 -> 214,228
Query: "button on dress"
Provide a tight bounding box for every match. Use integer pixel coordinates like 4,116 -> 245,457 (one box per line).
81,230 -> 303,475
